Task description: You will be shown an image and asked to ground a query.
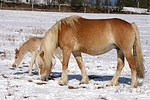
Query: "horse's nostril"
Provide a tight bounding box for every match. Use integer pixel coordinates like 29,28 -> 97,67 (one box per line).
12,64 -> 16,68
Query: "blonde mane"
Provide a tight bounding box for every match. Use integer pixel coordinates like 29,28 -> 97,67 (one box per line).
59,15 -> 81,30
39,23 -> 59,67
39,15 -> 81,68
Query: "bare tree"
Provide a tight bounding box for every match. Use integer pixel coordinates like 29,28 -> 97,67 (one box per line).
47,0 -> 51,5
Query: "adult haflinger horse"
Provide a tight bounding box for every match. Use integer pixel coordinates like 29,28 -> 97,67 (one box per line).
36,15 -> 144,88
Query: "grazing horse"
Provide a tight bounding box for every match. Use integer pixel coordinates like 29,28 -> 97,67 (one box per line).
36,15 -> 144,88
12,37 -> 63,75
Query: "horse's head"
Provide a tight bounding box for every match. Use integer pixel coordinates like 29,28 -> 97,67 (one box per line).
36,50 -> 55,81
12,48 -> 21,67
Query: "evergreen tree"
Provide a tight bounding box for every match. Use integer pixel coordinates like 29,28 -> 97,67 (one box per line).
116,0 -> 149,8
139,0 -> 149,8
115,0 -> 123,11
96,0 -> 101,10
71,0 -> 83,11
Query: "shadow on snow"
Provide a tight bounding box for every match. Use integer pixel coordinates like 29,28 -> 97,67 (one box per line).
13,71 -> 131,85
51,72 -> 131,85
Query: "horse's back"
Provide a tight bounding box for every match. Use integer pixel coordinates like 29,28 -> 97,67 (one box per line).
77,17 -> 135,46
60,17 -> 135,55
27,37 -> 43,52
78,18 -> 133,33
29,37 -> 42,42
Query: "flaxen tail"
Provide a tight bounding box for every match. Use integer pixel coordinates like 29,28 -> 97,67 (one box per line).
132,23 -> 145,78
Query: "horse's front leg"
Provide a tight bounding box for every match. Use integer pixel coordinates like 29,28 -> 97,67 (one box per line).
29,52 -> 37,76
73,52 -> 89,84
58,48 -> 71,86
54,47 -> 63,63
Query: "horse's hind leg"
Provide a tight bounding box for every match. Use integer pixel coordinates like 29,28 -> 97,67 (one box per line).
107,49 -> 124,86
124,51 -> 138,88
72,52 -> 89,84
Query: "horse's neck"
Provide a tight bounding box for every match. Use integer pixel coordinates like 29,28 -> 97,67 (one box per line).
19,42 -> 29,56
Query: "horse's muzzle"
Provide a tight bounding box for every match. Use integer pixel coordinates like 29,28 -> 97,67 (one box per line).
41,75 -> 48,81
12,64 -> 16,68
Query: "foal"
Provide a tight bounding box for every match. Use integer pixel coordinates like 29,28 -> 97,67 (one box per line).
12,37 -> 62,75
12,37 -> 42,75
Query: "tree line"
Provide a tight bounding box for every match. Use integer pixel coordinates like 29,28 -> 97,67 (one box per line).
71,0 -> 150,12
1,0 -> 150,12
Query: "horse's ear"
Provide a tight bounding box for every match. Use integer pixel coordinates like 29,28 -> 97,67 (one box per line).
40,50 -> 44,61
15,48 -> 19,53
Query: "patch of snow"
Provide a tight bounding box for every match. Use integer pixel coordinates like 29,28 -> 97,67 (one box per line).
122,7 -> 149,14
0,10 -> 150,100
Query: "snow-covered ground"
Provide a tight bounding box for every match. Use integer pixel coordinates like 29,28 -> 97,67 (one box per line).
0,10 -> 150,100
122,7 -> 150,14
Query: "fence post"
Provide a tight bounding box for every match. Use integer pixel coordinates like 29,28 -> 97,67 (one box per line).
32,0 -> 34,11
148,0 -> 150,12
0,0 -> 2,9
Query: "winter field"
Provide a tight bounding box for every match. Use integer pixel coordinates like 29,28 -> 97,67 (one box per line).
0,10 -> 150,100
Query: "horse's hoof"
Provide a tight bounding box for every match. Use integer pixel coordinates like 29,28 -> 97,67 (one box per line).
106,81 -> 118,87
28,73 -> 32,76
79,80 -> 89,85
131,83 -> 138,88
59,83 -> 64,86
58,80 -> 67,86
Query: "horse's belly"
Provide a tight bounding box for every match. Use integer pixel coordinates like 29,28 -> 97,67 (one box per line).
81,44 -> 116,55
